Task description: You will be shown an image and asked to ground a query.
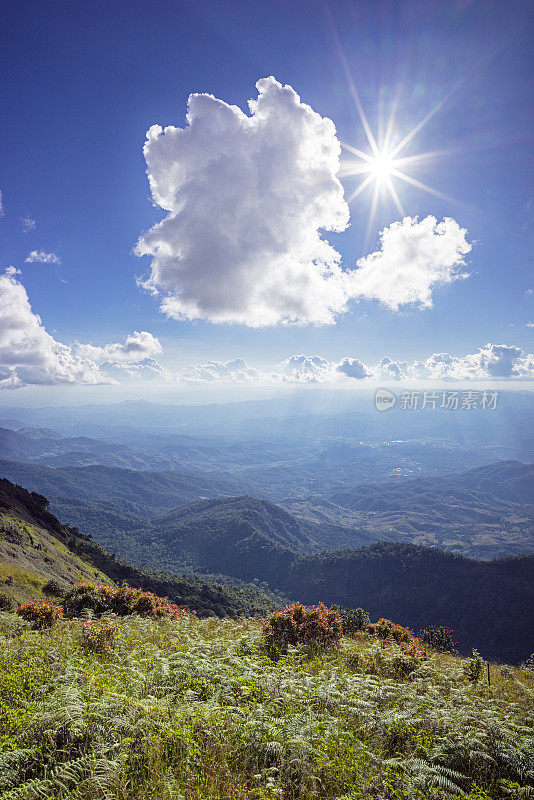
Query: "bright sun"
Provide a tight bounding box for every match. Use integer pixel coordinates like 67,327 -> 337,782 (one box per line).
369,150 -> 395,181
337,58 -> 459,246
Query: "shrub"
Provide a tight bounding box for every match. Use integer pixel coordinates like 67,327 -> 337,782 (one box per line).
42,579 -> 64,598
418,625 -> 457,653
262,602 -> 343,657
332,604 -> 369,635
390,652 -> 421,678
62,583 -> 111,617
63,582 -> 181,620
16,599 -> 63,629
0,592 -> 12,612
366,618 -> 413,644
80,618 -> 117,654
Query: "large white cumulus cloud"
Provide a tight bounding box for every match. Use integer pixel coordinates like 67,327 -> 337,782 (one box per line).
136,78 -> 472,326
136,76 -> 350,326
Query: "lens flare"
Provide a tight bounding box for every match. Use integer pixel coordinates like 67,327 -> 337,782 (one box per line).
330,15 -> 463,247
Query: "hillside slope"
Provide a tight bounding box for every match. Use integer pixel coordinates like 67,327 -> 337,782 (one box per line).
0,478 -> 112,606
0,479 -> 280,617
115,497 -> 534,663
0,611 -> 532,799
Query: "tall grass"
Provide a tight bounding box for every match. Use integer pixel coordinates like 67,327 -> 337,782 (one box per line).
0,610 -> 532,799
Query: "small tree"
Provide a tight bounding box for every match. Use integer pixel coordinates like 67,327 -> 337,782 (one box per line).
464,649 -> 483,683
418,625 -> 457,653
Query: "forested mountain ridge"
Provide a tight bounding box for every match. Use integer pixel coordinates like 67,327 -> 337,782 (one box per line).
0,479 -> 280,617
108,495 -> 534,664
291,543 -> 534,665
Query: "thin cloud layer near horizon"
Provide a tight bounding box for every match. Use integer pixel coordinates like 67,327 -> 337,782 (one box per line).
0,0 -> 533,398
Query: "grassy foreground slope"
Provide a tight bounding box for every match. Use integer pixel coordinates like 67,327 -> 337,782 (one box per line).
0,479 -> 112,607
0,610 -> 532,800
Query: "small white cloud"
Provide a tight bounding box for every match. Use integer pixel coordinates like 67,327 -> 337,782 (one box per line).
525,289 -> 533,296
337,357 -> 372,379
275,354 -> 338,382
374,356 -> 410,380
21,216 -> 36,233
180,357 -> 261,382
100,357 -> 171,382
0,367 -> 21,390
526,322 -> 534,328
0,189 -> 4,217
25,250 -> 61,265
350,216 -> 471,309
77,331 -> 162,364
415,343 -> 534,380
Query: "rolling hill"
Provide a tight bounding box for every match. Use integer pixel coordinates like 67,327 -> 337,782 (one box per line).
0,459 -> 245,535
113,495 -> 534,663
0,478 -> 280,617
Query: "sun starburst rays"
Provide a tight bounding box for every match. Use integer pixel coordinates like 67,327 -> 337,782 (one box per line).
340,81 -> 466,247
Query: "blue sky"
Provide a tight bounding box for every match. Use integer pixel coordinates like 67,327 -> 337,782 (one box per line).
0,0 -> 533,399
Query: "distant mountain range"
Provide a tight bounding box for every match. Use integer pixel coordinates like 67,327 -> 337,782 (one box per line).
0,424 -> 219,471
284,461 -> 534,559
1,390 -> 533,494
1,457 -> 532,560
